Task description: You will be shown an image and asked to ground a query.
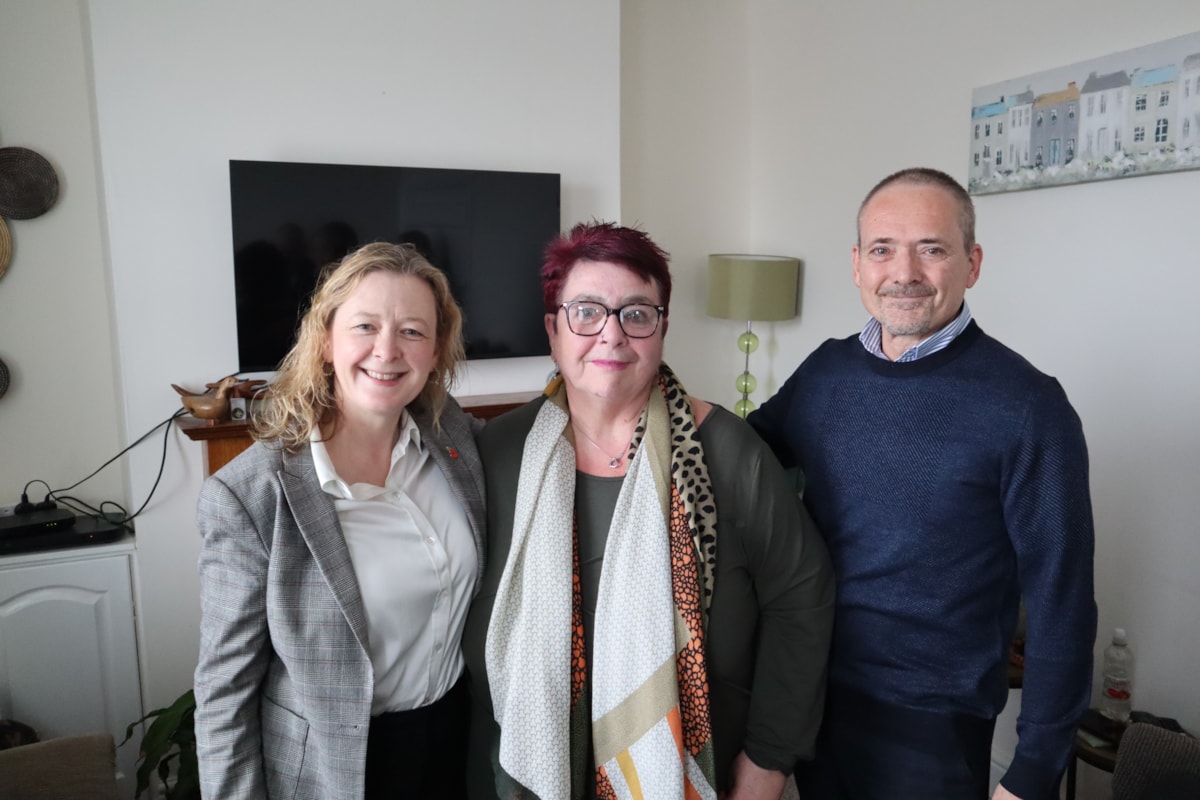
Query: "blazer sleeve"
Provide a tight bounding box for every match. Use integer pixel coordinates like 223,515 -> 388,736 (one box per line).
194,471 -> 273,800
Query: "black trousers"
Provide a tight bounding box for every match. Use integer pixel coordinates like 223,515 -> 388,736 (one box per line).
794,684 -> 996,800
364,676 -> 470,800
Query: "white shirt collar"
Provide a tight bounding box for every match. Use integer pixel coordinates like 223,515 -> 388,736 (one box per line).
310,412 -> 422,498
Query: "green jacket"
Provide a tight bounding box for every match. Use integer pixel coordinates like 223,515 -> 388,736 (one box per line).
462,396 -> 834,797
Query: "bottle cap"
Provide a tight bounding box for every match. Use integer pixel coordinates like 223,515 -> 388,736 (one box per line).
1113,627 -> 1127,645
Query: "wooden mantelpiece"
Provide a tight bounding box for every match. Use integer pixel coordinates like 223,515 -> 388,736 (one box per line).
176,416 -> 255,477
453,391 -> 541,420
178,391 -> 539,477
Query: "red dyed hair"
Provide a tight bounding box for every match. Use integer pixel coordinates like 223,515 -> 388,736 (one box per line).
540,221 -> 672,314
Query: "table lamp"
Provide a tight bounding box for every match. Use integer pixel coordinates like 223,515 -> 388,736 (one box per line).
707,254 -> 800,417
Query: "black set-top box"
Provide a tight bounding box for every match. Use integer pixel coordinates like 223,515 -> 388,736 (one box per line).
0,506 -> 125,555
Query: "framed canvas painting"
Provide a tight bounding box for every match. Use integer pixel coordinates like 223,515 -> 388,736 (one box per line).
969,31 -> 1200,194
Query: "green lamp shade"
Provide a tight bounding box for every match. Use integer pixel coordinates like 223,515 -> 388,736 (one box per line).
706,254 -> 800,322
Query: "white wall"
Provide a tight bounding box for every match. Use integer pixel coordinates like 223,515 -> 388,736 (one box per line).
621,3 -> 753,390
84,0 -> 620,707
0,2 -> 125,517
626,3 -> 1200,798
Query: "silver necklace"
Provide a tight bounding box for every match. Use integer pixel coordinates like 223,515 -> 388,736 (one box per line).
574,424 -> 629,470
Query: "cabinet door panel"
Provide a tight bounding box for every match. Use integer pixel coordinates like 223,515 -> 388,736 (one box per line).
0,552 -> 141,797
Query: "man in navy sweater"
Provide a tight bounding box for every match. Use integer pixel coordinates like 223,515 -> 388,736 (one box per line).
748,168 -> 1096,800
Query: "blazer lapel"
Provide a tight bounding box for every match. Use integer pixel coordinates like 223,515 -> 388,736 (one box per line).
279,446 -> 371,653
411,401 -> 487,584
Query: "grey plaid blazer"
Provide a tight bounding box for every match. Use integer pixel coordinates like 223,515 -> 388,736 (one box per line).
193,398 -> 485,800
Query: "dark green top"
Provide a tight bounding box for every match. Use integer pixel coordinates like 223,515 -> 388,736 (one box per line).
463,397 -> 835,797
575,471 -> 622,661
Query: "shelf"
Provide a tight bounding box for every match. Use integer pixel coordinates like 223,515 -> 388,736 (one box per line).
453,391 -> 542,420
177,391 -> 539,476
176,416 -> 251,440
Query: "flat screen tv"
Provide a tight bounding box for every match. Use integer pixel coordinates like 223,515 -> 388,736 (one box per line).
229,159 -> 561,372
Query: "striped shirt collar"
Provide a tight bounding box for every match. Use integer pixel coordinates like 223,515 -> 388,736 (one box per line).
859,302 -> 974,362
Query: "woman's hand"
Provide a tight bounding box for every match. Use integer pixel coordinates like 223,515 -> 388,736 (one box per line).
718,750 -> 787,800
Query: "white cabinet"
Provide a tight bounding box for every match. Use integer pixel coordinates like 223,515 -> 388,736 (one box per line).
0,536 -> 143,799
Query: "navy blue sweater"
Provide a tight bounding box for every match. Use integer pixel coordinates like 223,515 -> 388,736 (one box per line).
749,321 -> 1096,799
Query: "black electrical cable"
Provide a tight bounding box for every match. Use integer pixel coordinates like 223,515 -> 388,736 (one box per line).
51,494 -> 127,523
43,407 -> 186,497
102,407 -> 188,524
17,406 -> 188,528
14,479 -> 53,513
15,371 -> 252,527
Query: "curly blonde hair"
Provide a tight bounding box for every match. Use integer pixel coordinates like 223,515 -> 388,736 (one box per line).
254,242 -> 465,451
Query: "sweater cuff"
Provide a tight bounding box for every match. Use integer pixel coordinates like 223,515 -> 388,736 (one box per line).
1000,751 -> 1064,800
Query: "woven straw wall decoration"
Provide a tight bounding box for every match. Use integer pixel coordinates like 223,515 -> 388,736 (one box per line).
0,216 -> 12,281
0,146 -> 59,220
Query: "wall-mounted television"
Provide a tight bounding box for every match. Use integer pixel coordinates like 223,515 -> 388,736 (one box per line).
229,159 -> 561,372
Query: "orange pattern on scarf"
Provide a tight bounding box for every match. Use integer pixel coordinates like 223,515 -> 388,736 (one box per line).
571,480 -> 712,794
670,487 -> 712,754
571,521 -> 586,710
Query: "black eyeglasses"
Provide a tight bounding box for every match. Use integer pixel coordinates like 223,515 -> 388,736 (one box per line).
558,301 -> 665,338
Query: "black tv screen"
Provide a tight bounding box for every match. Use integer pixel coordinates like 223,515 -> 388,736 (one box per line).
229,159 -> 560,372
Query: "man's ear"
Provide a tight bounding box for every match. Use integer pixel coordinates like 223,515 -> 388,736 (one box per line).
966,243 -> 983,288
851,245 -> 862,288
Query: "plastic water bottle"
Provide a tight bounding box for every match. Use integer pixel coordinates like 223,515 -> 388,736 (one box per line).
1100,627 -> 1134,722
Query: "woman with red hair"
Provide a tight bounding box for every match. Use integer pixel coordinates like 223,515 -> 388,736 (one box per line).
463,222 -> 834,800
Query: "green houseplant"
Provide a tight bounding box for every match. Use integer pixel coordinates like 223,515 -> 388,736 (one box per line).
121,689 -> 199,800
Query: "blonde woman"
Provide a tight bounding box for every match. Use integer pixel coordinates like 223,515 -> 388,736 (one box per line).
195,242 -> 484,800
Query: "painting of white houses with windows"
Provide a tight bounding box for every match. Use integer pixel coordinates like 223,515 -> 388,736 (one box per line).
969,30 -> 1200,194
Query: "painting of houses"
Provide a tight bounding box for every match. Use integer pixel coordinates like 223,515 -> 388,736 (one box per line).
969,30 -> 1200,194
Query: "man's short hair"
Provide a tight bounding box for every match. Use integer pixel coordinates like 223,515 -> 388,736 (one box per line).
857,167 -> 976,252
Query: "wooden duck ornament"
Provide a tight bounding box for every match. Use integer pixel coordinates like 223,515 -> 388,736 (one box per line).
227,378 -> 267,400
171,375 -> 241,424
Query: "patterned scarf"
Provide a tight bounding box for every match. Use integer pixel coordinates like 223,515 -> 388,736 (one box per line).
486,364 -> 718,800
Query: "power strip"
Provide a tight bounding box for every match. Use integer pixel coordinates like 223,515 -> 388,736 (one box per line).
0,505 -> 77,537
